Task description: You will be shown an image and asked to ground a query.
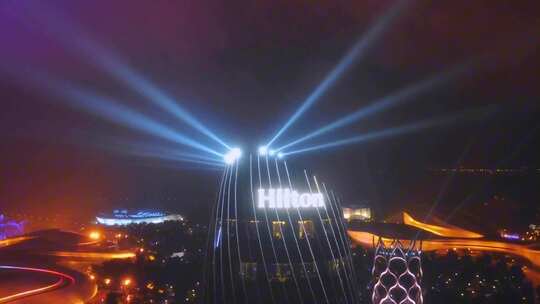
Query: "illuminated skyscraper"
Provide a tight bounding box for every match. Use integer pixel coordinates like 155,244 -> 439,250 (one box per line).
371,237 -> 423,304
204,151 -> 359,304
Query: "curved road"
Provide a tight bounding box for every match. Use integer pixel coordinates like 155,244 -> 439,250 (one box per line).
0,265 -> 74,303
0,265 -> 97,304
0,230 -> 131,303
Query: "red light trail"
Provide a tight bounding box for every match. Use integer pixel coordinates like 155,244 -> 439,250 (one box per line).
0,265 -> 75,303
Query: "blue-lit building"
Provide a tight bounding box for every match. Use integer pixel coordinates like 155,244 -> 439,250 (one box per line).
0,214 -> 25,240
204,151 -> 359,304
96,209 -> 183,226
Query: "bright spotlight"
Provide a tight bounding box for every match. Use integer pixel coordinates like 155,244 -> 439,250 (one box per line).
44,16 -> 232,150
280,109 -> 484,157
258,146 -> 268,156
275,65 -> 466,152
224,148 -> 242,165
277,152 -> 284,159
265,0 -> 408,147
22,73 -> 224,158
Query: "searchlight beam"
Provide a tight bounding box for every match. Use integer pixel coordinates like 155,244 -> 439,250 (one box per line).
266,0 -> 409,147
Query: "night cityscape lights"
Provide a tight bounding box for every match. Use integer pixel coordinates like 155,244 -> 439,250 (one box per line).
96,210 -> 184,226
0,1 -> 538,304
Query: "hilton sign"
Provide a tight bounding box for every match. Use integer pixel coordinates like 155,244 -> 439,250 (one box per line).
257,188 -> 325,209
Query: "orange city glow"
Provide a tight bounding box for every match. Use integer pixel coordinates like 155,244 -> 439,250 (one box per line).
48,251 -> 136,259
0,236 -> 33,248
122,278 -> 132,287
88,231 -> 101,240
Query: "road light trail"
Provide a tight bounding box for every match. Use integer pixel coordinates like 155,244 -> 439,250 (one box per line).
0,265 -> 75,303
0,237 -> 32,249
266,0 -> 409,147
45,251 -> 136,260
7,2 -> 231,151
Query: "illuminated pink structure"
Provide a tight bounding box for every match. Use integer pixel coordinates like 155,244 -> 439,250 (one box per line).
372,238 -> 423,304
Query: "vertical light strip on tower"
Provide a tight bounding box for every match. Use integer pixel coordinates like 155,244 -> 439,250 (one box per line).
281,161 -> 318,303
326,186 -> 361,301
272,158 -> 304,303
305,173 -> 348,302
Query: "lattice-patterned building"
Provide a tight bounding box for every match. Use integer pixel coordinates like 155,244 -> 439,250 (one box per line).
371,237 -> 423,304
204,151 -> 359,304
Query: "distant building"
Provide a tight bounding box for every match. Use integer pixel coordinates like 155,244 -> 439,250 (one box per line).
498,229 -> 522,241
527,225 -> 540,241
342,205 -> 372,222
96,210 -> 183,226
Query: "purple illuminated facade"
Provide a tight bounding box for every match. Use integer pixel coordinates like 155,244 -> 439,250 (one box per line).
0,214 -> 25,240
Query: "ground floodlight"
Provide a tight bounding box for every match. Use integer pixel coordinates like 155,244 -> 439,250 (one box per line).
277,152 -> 284,159
224,147 -> 242,165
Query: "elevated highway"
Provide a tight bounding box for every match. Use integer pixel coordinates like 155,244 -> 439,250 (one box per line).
348,212 -> 540,284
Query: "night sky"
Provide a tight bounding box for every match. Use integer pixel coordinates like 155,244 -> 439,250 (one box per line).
1,0 -> 539,222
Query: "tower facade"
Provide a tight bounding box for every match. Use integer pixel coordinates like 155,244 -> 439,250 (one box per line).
204,153 -> 359,304
371,238 -> 423,304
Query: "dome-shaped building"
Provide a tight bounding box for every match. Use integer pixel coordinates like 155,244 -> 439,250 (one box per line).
204,151 -> 359,304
